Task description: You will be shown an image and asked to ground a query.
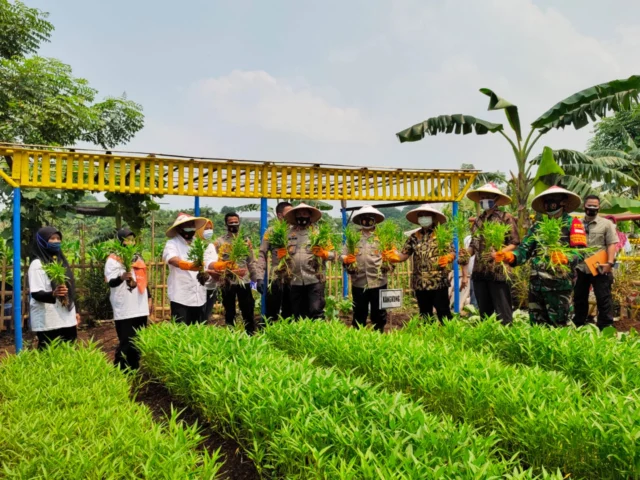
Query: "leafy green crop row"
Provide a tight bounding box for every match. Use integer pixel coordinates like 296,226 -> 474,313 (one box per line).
136,322 -> 541,479
0,342 -> 222,479
407,317 -> 640,393
265,320 -> 639,479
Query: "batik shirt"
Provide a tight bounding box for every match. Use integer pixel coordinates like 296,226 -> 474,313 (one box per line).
402,228 -> 469,291
469,209 -> 520,282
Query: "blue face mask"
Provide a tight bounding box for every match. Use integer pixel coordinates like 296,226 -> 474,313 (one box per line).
47,242 -> 61,252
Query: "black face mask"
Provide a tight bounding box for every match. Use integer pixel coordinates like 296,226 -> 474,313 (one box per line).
543,200 -> 562,214
360,217 -> 375,228
585,207 -> 599,217
227,225 -> 239,234
180,230 -> 195,241
296,217 -> 310,227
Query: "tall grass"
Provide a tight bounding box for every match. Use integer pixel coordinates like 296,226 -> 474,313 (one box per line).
0,342 -> 222,479
136,322 -> 536,479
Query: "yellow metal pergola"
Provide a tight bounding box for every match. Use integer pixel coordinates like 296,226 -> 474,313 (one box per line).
0,145 -> 476,201
0,144 -> 479,352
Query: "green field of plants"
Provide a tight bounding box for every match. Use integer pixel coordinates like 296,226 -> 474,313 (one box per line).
0,342 -> 222,479
2,318 -> 638,478
136,323 -> 552,479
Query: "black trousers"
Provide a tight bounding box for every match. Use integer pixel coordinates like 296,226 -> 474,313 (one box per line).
36,326 -> 77,350
221,283 -> 256,334
473,280 -> 513,325
573,270 -> 614,329
415,287 -> 451,322
265,279 -> 293,323
170,301 -> 205,325
352,284 -> 387,332
114,316 -> 148,370
204,289 -> 217,322
290,283 -> 325,320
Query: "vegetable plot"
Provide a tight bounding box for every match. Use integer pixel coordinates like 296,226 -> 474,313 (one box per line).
412,317 -> 640,393
136,322 -> 532,479
265,320 -> 639,479
0,342 -> 222,479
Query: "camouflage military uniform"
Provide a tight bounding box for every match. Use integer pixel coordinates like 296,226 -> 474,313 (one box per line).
512,213 -> 583,326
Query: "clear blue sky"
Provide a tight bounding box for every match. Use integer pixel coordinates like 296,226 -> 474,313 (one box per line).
28,0 -> 640,213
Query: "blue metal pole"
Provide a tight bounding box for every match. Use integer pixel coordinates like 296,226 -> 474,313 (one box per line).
452,201 -> 460,314
260,197 -> 268,316
341,202 -> 348,298
13,187 -> 22,353
194,196 -> 200,217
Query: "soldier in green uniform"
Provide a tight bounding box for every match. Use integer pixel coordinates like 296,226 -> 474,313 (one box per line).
495,186 -> 586,326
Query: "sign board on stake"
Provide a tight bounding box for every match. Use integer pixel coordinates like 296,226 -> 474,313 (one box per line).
380,289 -> 403,309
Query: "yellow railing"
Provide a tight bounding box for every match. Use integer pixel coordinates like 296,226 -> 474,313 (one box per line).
0,146 -> 477,202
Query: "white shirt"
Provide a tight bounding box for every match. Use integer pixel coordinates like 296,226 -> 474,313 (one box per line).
464,235 -> 475,273
28,259 -> 77,332
203,243 -> 219,290
104,257 -> 150,321
162,236 -> 207,306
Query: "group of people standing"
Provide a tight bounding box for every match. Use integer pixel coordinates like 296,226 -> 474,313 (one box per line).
26,182 -> 620,367
467,183 -> 618,329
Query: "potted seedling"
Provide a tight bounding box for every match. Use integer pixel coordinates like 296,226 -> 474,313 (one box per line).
42,260 -> 70,307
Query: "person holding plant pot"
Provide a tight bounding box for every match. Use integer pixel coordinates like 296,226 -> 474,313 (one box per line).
104,228 -> 152,369
284,203 -> 336,320
256,201 -> 294,324
495,186 -> 586,327
466,183 -> 520,325
394,205 -> 468,322
210,213 -> 257,334
28,226 -> 79,349
162,213 -> 208,325
340,206 -> 388,332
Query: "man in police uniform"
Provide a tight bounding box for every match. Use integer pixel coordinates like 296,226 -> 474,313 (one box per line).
573,195 -> 618,330
284,203 -> 335,320
340,206 -> 389,332
256,201 -> 293,323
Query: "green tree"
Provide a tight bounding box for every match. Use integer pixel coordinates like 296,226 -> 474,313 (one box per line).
397,76 -> 640,231
0,1 -> 150,247
588,105 -> 640,151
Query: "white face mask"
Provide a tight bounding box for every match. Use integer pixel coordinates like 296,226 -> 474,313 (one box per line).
480,199 -> 496,211
418,216 -> 433,227
203,229 -> 213,240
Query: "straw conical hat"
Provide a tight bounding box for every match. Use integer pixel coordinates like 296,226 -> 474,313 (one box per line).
405,204 -> 447,225
166,213 -> 207,238
531,186 -> 581,214
352,205 -> 385,225
467,182 -> 511,206
283,202 -> 322,225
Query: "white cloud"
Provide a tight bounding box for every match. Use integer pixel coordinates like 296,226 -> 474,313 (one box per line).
193,70 -> 377,145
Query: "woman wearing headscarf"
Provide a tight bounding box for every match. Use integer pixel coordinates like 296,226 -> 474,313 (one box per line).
28,226 -> 79,349
104,228 -> 151,369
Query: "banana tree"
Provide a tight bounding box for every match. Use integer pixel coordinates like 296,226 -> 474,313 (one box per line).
396,75 -> 640,231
